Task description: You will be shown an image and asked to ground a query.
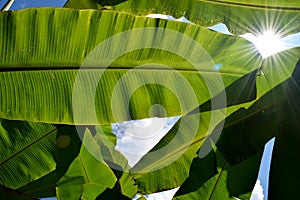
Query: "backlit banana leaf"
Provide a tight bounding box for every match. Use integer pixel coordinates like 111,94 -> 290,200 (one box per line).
173,49 -> 300,199
0,8 -> 260,125
64,0 -> 102,9
74,0 -> 300,35
174,148 -> 262,200
130,114 -> 204,193
129,69 -> 259,193
2,1 -> 298,199
16,125 -> 135,199
268,58 -> 300,199
0,119 -> 57,189
94,125 -> 137,198
16,125 -> 83,198
56,128 -> 117,200
198,50 -> 300,198
216,48 -> 300,165
128,48 -> 300,194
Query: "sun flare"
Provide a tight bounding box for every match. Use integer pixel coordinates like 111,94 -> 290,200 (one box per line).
243,31 -> 285,58
256,31 -> 283,55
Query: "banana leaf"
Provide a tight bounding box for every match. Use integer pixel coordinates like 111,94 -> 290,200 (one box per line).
0,185 -> 38,200
195,50 -> 300,199
216,48 -> 300,165
268,58 -> 300,199
127,48 -> 300,194
0,8 -> 260,125
0,120 -> 57,189
174,148 -> 262,200
2,2 -> 298,199
66,0 -> 300,35
129,68 -> 259,193
17,170 -> 58,198
56,128 -> 117,199
94,125 -> 137,198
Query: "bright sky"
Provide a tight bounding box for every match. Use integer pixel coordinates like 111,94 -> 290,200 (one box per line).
5,1 -> 300,200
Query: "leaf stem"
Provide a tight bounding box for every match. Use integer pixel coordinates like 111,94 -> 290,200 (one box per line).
1,0 -> 14,11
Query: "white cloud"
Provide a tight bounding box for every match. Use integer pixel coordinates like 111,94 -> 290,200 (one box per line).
133,187 -> 179,200
112,116 -> 180,166
250,180 -> 264,200
147,14 -> 193,24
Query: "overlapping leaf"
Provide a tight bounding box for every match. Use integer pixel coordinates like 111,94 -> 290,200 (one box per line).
1,0 -> 300,199
0,120 -> 57,189
94,125 -> 137,198
268,58 -> 300,199
17,170 -> 58,198
174,149 -> 262,200
129,69 -> 259,193
56,128 -> 117,200
0,185 -> 38,200
69,0 -> 300,35
127,47 -> 300,195
16,125 -> 83,198
215,48 -> 300,165
0,8 -> 260,125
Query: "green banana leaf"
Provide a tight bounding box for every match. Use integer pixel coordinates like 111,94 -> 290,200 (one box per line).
67,0 -> 300,35
129,111 -> 223,193
0,185 -> 38,200
94,125 -> 137,198
215,48 -> 300,165
268,58 -> 300,199
173,148 -> 262,200
16,125 -> 83,198
17,170 -> 58,198
64,0 -> 103,9
200,50 -> 300,198
17,124 -> 136,199
56,128 -> 117,200
0,8 -> 260,125
2,1 -> 299,199
137,196 -> 147,200
129,69 -> 259,193
0,7 -> 260,199
126,48 -> 300,194
0,119 -> 57,189
190,50 -> 300,198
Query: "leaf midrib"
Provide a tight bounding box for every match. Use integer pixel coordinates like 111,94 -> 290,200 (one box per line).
132,100 -> 278,176
0,66 -> 247,76
208,161 -> 227,200
201,0 -> 300,11
132,133 -> 207,176
0,127 -> 58,167
79,155 -> 90,183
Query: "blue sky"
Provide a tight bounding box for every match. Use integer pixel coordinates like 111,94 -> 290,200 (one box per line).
4,1 -> 300,199
10,0 -> 66,9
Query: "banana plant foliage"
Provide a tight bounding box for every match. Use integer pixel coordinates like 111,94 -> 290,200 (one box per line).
68,0 -> 300,35
0,0 -> 300,199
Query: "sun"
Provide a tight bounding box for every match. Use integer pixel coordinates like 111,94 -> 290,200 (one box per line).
256,31 -> 283,57
242,31 -> 284,58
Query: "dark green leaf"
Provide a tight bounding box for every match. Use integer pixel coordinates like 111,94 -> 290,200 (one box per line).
95,125 -> 137,198
174,149 -> 262,200
17,171 -> 57,198
0,185 -> 38,200
268,58 -> 300,200
56,128 -> 117,200
0,120 -> 57,189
